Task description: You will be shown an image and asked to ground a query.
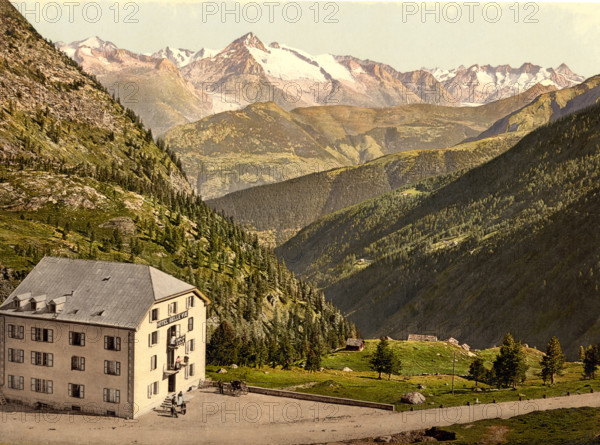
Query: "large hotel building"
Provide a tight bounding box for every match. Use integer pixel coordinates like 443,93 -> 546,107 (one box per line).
0,257 -> 209,418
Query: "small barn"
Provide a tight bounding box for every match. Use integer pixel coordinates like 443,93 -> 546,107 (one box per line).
345,338 -> 365,351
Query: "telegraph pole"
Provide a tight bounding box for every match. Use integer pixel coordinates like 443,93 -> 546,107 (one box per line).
452,351 -> 456,396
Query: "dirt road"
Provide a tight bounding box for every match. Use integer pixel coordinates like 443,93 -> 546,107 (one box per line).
1,389 -> 599,444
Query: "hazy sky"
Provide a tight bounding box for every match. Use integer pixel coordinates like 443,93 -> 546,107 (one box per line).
14,1 -> 600,77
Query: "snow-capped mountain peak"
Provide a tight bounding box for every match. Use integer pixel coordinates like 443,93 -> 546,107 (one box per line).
56,36 -> 117,58
151,46 -> 195,68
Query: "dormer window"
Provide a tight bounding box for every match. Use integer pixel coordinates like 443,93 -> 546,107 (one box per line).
29,295 -> 47,312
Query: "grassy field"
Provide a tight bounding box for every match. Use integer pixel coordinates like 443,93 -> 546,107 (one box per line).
445,407 -> 600,444
207,340 -> 599,412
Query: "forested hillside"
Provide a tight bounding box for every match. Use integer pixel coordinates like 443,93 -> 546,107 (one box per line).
209,134 -> 523,245
0,0 -> 355,363
278,101 -> 600,358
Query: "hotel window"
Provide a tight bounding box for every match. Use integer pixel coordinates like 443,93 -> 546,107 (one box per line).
31,327 -> 53,342
31,378 -> 53,394
186,338 -> 195,354
8,375 -> 24,390
69,332 -> 85,346
168,301 -> 178,315
68,383 -> 85,399
104,336 -> 121,351
149,330 -> 159,346
71,356 -> 86,371
150,308 -> 159,322
8,348 -> 24,363
104,360 -> 121,376
147,381 -> 159,399
7,324 -> 24,339
186,295 -> 195,309
150,355 -> 157,371
31,351 -> 53,367
103,388 -> 120,404
188,317 -> 194,332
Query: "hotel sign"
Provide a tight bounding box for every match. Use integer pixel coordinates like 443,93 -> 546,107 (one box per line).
157,311 -> 188,328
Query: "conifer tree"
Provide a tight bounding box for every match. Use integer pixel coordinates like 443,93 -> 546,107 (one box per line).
492,333 -> 529,388
540,336 -> 565,385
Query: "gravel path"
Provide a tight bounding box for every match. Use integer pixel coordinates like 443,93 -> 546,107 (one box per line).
1,389 -> 599,444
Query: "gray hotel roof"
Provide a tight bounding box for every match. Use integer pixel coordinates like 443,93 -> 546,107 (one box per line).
0,257 -> 204,329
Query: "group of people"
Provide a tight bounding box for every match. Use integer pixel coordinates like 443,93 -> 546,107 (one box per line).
170,391 -> 187,418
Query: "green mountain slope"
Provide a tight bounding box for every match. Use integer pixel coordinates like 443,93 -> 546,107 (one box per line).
0,0 -> 354,355
470,75 -> 600,141
277,100 -> 600,358
208,133 -> 523,245
164,86 -> 553,199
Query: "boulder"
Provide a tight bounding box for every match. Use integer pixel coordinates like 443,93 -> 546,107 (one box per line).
461,343 -> 471,351
401,392 -> 426,405
342,367 -> 353,372
218,368 -> 227,374
230,364 -> 238,369
374,436 -> 393,443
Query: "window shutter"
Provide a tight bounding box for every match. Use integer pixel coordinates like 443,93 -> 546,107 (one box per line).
69,332 -> 73,345
116,362 -> 121,376
48,329 -> 53,343
31,378 -> 35,392
31,327 -> 35,341
116,390 -> 120,404
104,336 -> 108,349
19,376 -> 24,390
81,357 -> 85,371
104,361 -> 108,374
80,386 -> 84,399
47,381 -> 53,394
148,333 -> 151,347
47,353 -> 53,367
116,337 -> 121,351
31,351 -> 36,364
19,326 -> 24,338
103,388 -> 108,402
81,333 -> 85,346
148,384 -> 152,399
68,383 -> 72,397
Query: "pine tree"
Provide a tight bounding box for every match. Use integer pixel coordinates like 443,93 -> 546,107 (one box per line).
207,321 -> 239,366
492,333 -> 529,388
540,336 -> 565,385
583,345 -> 599,380
370,338 -> 400,379
468,358 -> 487,386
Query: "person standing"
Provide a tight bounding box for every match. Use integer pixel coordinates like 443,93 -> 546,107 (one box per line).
177,391 -> 184,407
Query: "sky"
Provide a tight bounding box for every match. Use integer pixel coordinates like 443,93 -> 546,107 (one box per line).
12,1 -> 600,77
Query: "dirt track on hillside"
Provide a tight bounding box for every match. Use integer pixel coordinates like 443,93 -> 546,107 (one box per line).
1,389 -> 599,444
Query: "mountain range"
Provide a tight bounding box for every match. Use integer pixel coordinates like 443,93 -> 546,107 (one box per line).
207,76 -> 600,243
55,34 -> 584,137
163,85 -> 556,199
